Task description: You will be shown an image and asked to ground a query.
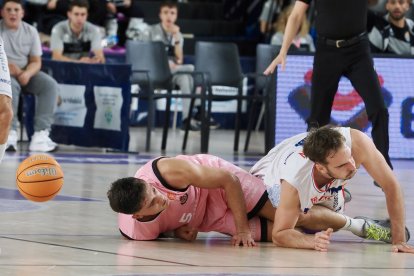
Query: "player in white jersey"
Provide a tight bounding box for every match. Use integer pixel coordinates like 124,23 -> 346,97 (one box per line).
0,36 -> 12,163
251,126 -> 414,253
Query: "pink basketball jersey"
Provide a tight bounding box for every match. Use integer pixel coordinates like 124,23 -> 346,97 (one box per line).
118,154 -> 268,241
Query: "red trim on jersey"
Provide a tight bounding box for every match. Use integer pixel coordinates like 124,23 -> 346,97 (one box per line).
312,166 -> 334,193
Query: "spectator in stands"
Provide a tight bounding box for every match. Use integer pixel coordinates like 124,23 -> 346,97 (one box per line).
270,4 -> 315,52
369,0 -> 414,55
21,0 -> 107,49
50,0 -> 105,63
143,0 -> 219,131
0,0 -> 59,152
259,0 -> 291,35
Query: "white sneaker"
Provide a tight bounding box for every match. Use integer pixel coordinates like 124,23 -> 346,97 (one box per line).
6,130 -> 17,152
29,130 -> 58,152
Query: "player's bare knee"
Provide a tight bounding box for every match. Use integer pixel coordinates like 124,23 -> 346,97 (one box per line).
0,99 -> 13,126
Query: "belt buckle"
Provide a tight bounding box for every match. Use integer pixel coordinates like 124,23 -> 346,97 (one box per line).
336,39 -> 345,48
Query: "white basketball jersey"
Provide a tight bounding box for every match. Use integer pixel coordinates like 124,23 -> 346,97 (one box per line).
250,127 -> 352,213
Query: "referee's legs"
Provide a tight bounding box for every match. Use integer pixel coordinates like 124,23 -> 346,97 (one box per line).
346,50 -> 393,169
307,48 -> 343,130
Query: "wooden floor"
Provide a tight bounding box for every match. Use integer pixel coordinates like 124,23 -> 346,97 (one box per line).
1,127 -> 414,275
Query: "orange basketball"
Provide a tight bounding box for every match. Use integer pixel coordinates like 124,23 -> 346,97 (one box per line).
16,154 -> 64,202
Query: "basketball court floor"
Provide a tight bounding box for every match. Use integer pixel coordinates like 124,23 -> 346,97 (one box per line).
1,127 -> 414,275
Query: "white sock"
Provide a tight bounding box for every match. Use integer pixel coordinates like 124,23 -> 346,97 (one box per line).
340,214 -> 366,236
0,143 -> 6,163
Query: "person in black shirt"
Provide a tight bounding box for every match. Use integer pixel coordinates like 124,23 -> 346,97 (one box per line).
264,0 -> 393,172
369,0 -> 414,55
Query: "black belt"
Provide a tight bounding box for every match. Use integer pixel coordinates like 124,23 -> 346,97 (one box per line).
319,32 -> 367,48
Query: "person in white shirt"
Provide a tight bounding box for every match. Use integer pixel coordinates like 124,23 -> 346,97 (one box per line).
251,126 -> 413,253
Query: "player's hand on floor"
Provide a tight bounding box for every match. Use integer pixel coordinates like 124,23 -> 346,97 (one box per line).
314,228 -> 333,252
392,242 -> 414,254
174,224 -> 198,241
232,231 -> 256,247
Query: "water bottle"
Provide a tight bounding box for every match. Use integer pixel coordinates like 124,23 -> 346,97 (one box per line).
106,18 -> 118,47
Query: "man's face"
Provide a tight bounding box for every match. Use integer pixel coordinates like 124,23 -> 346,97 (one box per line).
387,0 -> 410,21
159,6 -> 178,27
67,6 -> 88,29
319,145 -> 357,180
1,2 -> 24,30
131,183 -> 169,220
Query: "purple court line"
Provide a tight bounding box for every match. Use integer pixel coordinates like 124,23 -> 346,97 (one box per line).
3,153 -> 262,167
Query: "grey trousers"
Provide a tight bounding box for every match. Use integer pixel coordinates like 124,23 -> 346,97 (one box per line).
11,71 -> 58,132
171,64 -> 198,120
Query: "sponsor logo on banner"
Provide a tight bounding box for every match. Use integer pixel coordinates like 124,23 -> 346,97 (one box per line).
288,70 -> 392,131
275,55 -> 414,158
211,85 -> 247,113
54,84 -> 87,127
105,107 -> 113,124
93,86 -> 123,131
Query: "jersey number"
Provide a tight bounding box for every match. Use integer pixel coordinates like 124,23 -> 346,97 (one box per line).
179,213 -> 192,223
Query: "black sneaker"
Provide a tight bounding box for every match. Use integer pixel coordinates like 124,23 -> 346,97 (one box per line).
6,144 -> 17,152
181,118 -> 201,131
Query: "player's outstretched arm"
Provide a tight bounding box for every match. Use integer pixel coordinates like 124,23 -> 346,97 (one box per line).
263,1 -> 308,75
272,181 -> 333,251
351,129 -> 412,252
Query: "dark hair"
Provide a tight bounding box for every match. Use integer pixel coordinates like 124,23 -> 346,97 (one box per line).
303,125 -> 345,165
69,0 -> 90,11
1,0 -> 23,9
160,0 -> 178,11
107,177 -> 147,214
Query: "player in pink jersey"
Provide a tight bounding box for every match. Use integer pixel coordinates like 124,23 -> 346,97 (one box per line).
108,154 -> 275,246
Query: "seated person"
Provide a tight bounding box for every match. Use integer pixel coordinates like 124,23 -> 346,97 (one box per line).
259,0 -> 289,34
270,4 -> 315,53
142,1 -> 219,130
50,0 -> 105,63
37,0 -> 108,36
1,0 -> 59,152
369,0 -> 414,55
